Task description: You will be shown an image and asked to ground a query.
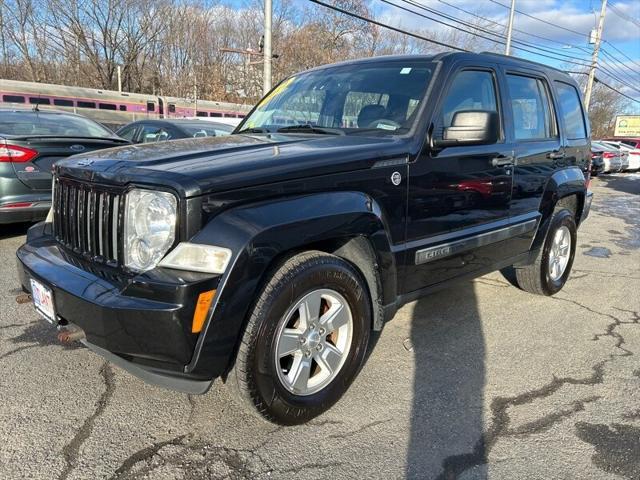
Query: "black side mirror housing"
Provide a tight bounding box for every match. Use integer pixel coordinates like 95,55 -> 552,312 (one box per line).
433,110 -> 499,148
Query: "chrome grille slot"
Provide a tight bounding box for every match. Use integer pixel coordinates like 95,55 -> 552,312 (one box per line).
53,177 -> 124,266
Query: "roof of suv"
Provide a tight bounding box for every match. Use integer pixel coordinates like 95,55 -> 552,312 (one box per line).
304,51 -> 574,83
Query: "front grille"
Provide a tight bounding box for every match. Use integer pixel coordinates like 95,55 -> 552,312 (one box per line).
53,176 -> 124,266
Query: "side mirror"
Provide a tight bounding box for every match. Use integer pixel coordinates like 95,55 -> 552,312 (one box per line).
433,110 -> 499,148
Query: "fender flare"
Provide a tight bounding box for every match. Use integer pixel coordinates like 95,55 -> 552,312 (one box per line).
185,191 -> 396,377
530,166 -> 586,253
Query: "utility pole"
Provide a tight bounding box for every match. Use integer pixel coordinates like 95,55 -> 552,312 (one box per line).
584,0 -> 608,111
504,0 -> 516,55
263,0 -> 272,95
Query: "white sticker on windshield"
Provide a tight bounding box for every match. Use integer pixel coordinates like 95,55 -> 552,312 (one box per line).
376,123 -> 398,131
400,67 -> 412,74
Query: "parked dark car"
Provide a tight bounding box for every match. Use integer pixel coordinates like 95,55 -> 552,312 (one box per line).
116,119 -> 233,144
17,52 -> 592,425
0,108 -> 129,224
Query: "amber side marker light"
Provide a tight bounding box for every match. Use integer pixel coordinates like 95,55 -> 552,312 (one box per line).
192,290 -> 216,333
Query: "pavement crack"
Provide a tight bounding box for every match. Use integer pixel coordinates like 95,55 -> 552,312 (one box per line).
553,296 -> 637,357
474,279 -> 511,288
0,343 -> 38,360
571,269 -> 640,280
622,409 -> 640,421
506,395 -> 601,436
437,363 -> 606,480
108,435 -> 189,479
0,321 -> 36,330
275,461 -> 344,475
186,394 -> 197,426
59,362 -> 115,480
327,419 -> 391,439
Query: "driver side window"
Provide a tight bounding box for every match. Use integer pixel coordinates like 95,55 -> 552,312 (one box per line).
438,70 -> 498,136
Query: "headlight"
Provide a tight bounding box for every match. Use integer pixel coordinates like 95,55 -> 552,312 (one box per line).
124,189 -> 177,272
158,243 -> 232,274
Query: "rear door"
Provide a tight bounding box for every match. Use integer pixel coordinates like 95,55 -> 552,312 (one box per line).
553,81 -> 590,176
504,68 -> 562,253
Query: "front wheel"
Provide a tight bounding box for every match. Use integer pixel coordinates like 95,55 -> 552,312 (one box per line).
227,251 -> 371,425
510,208 -> 577,296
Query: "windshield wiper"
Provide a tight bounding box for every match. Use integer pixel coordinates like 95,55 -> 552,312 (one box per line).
276,125 -> 344,135
236,127 -> 270,134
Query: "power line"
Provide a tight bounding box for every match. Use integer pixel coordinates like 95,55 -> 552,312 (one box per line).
434,0 -> 639,82
603,41 -> 640,70
608,1 -> 640,28
385,0 -> 594,67
389,0 -> 640,94
596,77 -> 640,104
436,0 -> 592,54
487,0 -> 590,38
310,0 -> 640,99
308,0 -> 468,52
567,71 -> 640,104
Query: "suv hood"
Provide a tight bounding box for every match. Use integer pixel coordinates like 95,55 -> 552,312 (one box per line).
55,133 -> 410,197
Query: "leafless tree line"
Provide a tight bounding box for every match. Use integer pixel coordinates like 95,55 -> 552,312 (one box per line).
0,0 -> 502,101
0,0 -> 630,134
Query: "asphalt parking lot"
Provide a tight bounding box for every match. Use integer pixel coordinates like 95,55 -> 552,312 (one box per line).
0,174 -> 638,480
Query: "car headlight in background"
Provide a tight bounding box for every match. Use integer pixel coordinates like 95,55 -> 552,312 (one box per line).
159,243 -> 232,274
124,189 -> 177,272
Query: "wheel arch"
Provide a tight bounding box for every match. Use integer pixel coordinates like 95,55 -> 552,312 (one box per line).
184,191 -> 397,378
530,167 -> 586,253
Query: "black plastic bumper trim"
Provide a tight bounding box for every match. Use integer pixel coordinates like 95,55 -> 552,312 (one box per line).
81,339 -> 213,395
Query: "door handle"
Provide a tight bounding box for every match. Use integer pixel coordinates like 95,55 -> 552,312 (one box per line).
491,155 -> 514,167
548,151 -> 565,160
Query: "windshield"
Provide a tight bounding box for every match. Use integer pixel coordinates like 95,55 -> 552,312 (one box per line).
0,111 -> 114,138
237,60 -> 435,135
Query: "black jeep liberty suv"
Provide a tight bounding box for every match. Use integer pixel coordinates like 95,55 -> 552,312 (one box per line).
17,53 -> 592,425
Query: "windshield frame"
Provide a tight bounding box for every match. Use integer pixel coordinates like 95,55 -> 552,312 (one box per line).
234,58 -> 440,139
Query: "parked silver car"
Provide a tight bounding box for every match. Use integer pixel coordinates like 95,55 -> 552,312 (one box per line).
601,140 -> 640,172
591,141 -> 623,173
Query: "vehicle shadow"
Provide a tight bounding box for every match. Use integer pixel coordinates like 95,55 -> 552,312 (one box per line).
406,280 -> 485,478
0,222 -> 32,240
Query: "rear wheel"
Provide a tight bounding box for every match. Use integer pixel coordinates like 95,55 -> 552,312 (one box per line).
227,251 -> 371,425
510,208 -> 577,296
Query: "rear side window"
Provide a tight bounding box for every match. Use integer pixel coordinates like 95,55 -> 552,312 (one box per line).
140,125 -> 171,143
439,70 -> 498,131
117,125 -> 139,142
506,75 -> 555,140
555,82 -> 587,140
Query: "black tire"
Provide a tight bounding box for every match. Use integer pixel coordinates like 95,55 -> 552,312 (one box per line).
227,251 -> 371,425
511,209 -> 577,296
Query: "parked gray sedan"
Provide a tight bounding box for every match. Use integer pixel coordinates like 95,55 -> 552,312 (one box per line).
0,108 -> 128,224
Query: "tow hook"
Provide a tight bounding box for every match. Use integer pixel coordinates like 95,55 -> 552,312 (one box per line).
15,293 -> 32,304
57,325 -> 86,343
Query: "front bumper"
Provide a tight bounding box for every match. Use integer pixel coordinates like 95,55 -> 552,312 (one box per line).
17,230 -> 221,392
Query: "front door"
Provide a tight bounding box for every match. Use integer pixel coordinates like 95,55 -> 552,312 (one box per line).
402,66 -> 517,294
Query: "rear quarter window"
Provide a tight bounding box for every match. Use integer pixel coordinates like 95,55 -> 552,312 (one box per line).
554,82 -> 587,140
